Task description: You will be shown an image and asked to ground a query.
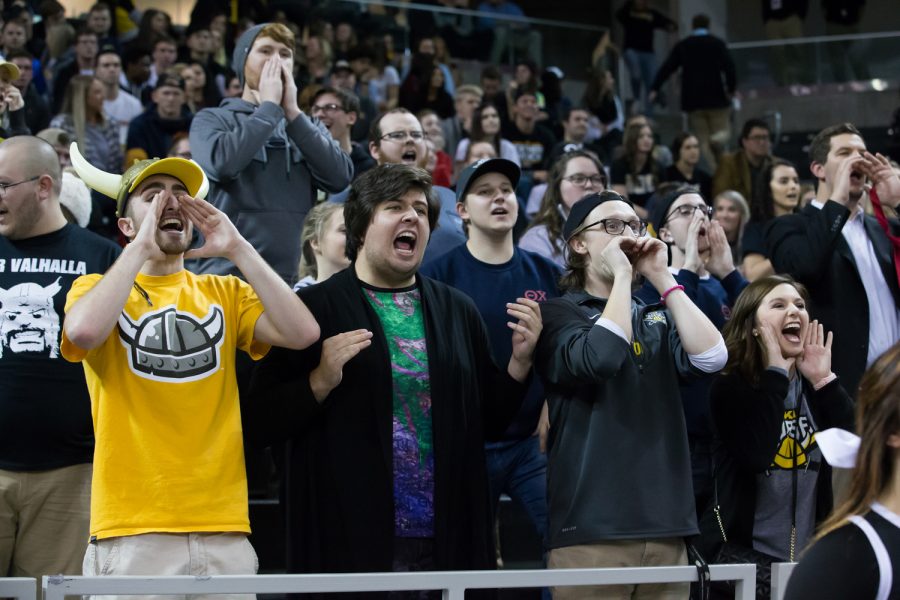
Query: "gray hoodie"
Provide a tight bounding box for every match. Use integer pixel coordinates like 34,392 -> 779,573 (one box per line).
188,24 -> 353,283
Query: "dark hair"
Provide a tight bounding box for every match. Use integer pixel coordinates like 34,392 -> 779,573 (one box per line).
5,49 -> 34,62
152,35 -> 177,51
750,158 -> 799,222
97,45 -> 120,61
1,18 -> 24,33
347,44 -> 376,63
122,45 -> 150,68
313,86 -> 360,115
75,26 -> 98,43
344,164 -> 440,261
89,2 -> 111,14
526,150 -> 606,263
481,65 -> 501,81
740,118 -> 770,141
721,275 -> 810,385
809,122 -> 862,166
469,102 -> 502,153
691,13 -> 710,29
670,131 -> 697,164
562,106 -> 591,123
368,107 -> 416,146
623,122 -> 661,178
38,0 -> 65,19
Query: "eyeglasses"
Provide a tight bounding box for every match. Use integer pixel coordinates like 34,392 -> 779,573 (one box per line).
310,103 -> 346,116
380,130 -> 426,143
0,175 -> 39,197
580,218 -> 647,237
663,203 -> 714,224
563,174 -> 606,188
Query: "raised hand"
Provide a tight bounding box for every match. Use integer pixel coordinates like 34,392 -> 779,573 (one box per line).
596,235 -> 635,282
180,195 -> 244,260
756,320 -> 793,372
130,191 -> 166,258
632,236 -> 671,287
280,61 -> 300,119
258,57 -> 284,105
796,320 -> 834,384
681,212 -> 704,273
309,329 -> 373,402
705,220 -> 736,279
830,152 -> 866,206
3,85 -> 23,111
508,297 -> 542,368
860,151 -> 900,205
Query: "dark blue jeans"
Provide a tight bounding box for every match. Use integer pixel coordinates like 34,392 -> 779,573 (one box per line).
485,436 -> 548,545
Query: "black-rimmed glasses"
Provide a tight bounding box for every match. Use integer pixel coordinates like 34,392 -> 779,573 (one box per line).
0,175 -> 39,197
579,218 -> 647,237
663,203 -> 714,224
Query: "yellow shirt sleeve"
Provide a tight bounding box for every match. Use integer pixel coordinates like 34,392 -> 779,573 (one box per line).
229,276 -> 270,360
60,273 -> 103,363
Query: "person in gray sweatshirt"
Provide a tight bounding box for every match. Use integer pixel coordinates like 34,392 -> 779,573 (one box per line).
189,22 -> 353,284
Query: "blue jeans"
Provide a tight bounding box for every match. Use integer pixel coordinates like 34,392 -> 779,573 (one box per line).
485,436 -> 548,544
623,48 -> 657,110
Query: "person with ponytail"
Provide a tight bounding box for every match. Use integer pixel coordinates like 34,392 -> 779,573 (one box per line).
785,340 -> 900,600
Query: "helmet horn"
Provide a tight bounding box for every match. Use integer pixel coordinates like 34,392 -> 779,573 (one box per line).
69,141 -> 122,200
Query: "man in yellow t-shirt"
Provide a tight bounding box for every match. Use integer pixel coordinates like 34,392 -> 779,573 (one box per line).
60,143 -> 319,590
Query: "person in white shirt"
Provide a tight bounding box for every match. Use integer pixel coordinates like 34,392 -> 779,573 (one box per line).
767,122 -> 900,395
96,48 -> 142,147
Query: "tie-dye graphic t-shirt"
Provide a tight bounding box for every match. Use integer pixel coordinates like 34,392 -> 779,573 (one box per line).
364,285 -> 434,537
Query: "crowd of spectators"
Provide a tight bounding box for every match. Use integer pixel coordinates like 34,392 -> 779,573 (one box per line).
2,1 -> 900,599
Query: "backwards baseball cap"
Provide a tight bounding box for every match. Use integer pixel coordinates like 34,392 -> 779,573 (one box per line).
70,142 -> 209,217
333,59 -> 352,73
0,60 -> 20,82
455,158 -> 520,203
155,73 -> 185,92
562,191 -> 632,241
647,184 -> 702,238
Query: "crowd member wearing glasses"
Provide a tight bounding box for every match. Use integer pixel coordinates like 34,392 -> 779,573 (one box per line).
519,150 -> 606,268
637,185 -> 748,515
535,190 -> 726,599
310,86 -> 375,182
360,107 -> 465,262
189,23 -> 352,285
713,118 -> 778,203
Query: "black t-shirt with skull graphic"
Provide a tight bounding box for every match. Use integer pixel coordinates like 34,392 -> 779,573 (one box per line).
0,224 -> 120,470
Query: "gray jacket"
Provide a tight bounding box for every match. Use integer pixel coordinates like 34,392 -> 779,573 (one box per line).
188,98 -> 353,282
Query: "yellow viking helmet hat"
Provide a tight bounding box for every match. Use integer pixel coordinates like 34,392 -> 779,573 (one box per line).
69,142 -> 209,217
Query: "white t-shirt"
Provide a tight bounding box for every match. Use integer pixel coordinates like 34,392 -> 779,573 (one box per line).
104,91 -> 144,146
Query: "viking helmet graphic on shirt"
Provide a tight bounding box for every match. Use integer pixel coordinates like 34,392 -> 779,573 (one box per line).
117,305 -> 225,381
0,278 -> 62,358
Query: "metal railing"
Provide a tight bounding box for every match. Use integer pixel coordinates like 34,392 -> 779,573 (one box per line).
42,565 -> 757,600
0,577 -> 36,600
771,562 -> 797,600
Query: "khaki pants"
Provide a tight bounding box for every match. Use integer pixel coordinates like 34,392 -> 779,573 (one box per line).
549,538 -> 689,600
0,463 -> 91,577
83,532 -> 259,600
764,15 -> 807,85
688,108 -> 731,173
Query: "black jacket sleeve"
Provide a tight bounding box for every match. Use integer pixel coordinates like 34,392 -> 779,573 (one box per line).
766,202 -> 850,282
535,298 -> 631,386
651,43 -> 682,92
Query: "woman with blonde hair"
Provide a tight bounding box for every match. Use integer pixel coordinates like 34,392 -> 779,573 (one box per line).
49,75 -> 121,174
294,202 -> 350,290
785,340 -> 900,600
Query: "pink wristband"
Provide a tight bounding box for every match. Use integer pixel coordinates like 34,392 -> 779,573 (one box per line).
813,373 -> 837,390
660,284 -> 685,304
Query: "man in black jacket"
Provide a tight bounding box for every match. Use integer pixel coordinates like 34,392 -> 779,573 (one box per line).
766,122 -> 900,396
246,164 -> 541,595
535,191 -> 726,599
649,14 -> 736,172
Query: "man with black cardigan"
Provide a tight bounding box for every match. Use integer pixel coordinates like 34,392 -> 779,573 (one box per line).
649,14 -> 736,172
246,164 -> 541,594
766,122 -> 900,396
